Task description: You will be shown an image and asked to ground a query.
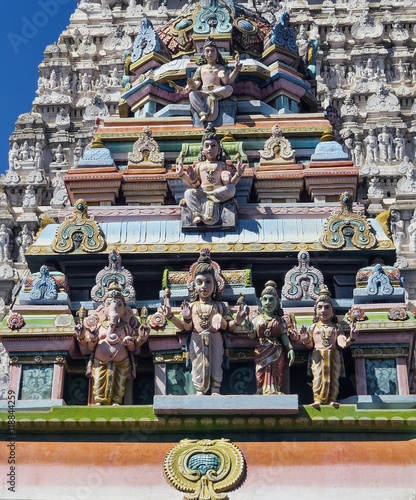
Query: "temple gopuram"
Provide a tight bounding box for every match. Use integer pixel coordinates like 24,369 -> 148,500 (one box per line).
1,0 -> 416,498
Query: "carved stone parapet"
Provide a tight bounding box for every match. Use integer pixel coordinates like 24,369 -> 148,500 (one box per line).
64,168 -> 122,206
254,171 -> 304,203
121,175 -> 168,205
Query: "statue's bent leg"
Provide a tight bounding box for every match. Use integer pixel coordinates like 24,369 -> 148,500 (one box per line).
184,188 -> 207,223
212,184 -> 236,204
189,91 -> 210,119
205,85 -> 233,122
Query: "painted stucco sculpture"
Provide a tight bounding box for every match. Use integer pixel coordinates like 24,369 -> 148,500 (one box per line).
320,192 -> 377,250
158,248 -> 248,395
75,283 -> 149,405
164,438 -> 245,500
249,280 -> 294,395
292,286 -> 357,408
170,36 -> 241,124
51,199 -> 106,254
177,124 -> 244,230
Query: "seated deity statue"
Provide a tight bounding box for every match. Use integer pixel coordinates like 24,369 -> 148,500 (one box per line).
75,283 -> 150,405
158,248 -> 248,395
177,124 -> 244,227
169,36 -> 241,123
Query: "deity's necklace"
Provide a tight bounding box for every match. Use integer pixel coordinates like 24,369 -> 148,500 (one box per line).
196,301 -> 213,329
206,64 -> 216,73
318,323 -> 333,348
204,162 -> 218,183
263,316 -> 275,337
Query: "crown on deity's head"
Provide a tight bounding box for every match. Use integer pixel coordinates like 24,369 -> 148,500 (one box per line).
261,280 -> 279,299
203,36 -> 218,51
104,282 -> 125,302
315,285 -> 333,306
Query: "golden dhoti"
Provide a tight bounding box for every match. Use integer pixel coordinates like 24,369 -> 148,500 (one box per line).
190,330 -> 224,394
92,357 -> 130,405
311,348 -> 341,405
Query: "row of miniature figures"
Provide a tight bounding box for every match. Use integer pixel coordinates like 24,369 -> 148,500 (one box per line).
75,248 -> 356,408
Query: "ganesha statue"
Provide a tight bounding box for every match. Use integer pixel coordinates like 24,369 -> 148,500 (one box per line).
75,282 -> 150,405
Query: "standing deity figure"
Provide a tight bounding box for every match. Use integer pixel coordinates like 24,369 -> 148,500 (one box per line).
249,281 -> 294,395
49,69 -> 59,90
158,248 -> 248,395
343,132 -> 355,163
16,225 -> 34,263
8,143 -> 19,171
407,209 -> 416,253
394,128 -> 406,162
34,142 -> 43,170
176,124 -> 244,226
385,63 -> 395,83
170,37 -> 241,123
0,225 -> 11,263
410,63 -> 416,83
378,126 -> 394,162
74,139 -> 84,165
390,209 -> 405,255
364,129 -> 378,163
75,283 -> 150,405
291,286 -> 357,408
353,134 -> 364,167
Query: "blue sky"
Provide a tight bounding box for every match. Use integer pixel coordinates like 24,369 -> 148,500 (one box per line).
0,0 -> 77,175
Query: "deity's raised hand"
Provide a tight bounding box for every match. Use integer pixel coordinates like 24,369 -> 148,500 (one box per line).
235,303 -> 248,325
138,324 -> 150,341
176,152 -> 184,177
235,52 -> 242,72
187,165 -> 198,183
299,325 -> 310,344
236,153 -> 244,177
181,300 -> 192,321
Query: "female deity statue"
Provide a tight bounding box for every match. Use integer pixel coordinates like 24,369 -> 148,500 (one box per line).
75,283 -> 150,405
249,281 -> 294,395
159,248 -> 248,395
291,286 -> 357,408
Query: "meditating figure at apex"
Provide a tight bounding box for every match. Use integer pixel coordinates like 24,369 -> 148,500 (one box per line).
177,124 -> 244,229
170,36 -> 241,123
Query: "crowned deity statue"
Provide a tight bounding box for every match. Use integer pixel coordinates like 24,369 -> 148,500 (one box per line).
158,248 -> 248,395
249,281 -> 294,395
290,286 -> 357,408
75,283 -> 150,405
177,124 -> 244,227
169,36 -> 241,123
